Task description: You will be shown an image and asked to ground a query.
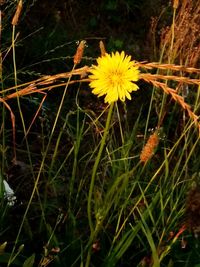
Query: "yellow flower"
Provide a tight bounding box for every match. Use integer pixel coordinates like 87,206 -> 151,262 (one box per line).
89,51 -> 140,104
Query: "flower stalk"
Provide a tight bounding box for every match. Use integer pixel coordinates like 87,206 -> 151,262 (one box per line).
86,102 -> 114,267
87,102 -> 114,233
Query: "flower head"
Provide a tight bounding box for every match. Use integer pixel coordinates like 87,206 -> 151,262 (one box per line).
89,51 -> 140,104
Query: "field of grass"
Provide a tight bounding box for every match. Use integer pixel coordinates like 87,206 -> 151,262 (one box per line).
0,1 -> 200,266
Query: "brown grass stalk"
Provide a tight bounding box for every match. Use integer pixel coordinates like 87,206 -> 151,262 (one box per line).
141,77 -> 200,135
160,0 -> 200,67
1,62 -> 199,136
2,63 -> 199,100
137,62 -> 200,74
1,66 -> 90,98
2,79 -> 90,100
140,73 -> 200,86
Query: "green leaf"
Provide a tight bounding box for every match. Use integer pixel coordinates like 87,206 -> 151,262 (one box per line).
0,242 -> 7,255
23,254 -> 35,267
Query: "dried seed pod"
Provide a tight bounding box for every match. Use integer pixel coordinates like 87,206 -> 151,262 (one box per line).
173,0 -> 179,9
73,40 -> 86,65
12,0 -> 23,26
140,131 -> 159,163
99,40 -> 106,56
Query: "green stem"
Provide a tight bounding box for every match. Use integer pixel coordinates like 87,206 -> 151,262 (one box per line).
169,7 -> 176,63
158,6 -> 176,125
86,102 -> 114,267
7,62 -> 76,267
69,109 -> 85,211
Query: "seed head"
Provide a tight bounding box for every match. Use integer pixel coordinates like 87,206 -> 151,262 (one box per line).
99,40 -> 106,56
173,0 -> 179,9
140,132 -> 159,163
73,40 -> 86,65
12,0 -> 23,26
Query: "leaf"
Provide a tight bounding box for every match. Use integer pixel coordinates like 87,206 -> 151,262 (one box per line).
0,242 -> 7,254
23,254 -> 35,267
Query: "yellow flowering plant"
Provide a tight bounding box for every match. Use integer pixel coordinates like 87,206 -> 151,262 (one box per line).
86,51 -> 140,267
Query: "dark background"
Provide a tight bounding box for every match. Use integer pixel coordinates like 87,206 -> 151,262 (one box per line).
3,0 -> 171,78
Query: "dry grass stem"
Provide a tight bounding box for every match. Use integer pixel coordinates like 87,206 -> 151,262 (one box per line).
140,73 -> 200,86
142,77 -> 200,135
3,79 -> 90,100
137,62 -> 200,74
2,62 -> 199,100
1,61 -> 199,141
160,0 -> 200,67
1,66 -> 90,99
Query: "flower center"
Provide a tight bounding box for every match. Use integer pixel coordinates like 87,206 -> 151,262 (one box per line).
109,72 -> 122,86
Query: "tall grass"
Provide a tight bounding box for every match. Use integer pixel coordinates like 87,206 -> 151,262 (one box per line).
0,1 -> 200,267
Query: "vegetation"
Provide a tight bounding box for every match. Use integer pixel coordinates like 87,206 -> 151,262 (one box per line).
0,0 -> 200,266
